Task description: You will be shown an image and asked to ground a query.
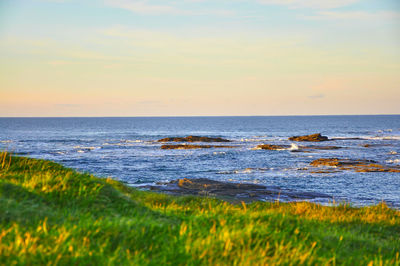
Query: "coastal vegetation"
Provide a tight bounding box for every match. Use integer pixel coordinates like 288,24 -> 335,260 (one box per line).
0,152 -> 399,265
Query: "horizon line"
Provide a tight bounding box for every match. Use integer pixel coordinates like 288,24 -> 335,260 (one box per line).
1,114 -> 399,118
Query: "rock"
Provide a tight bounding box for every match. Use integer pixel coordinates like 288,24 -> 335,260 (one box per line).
310,158 -> 400,173
145,178 -> 331,203
161,144 -> 235,149
301,145 -> 341,150
255,144 -> 341,151
310,169 -> 341,174
256,144 -> 288,150
310,158 -> 376,167
289,133 -> 329,142
157,136 -> 230,143
360,143 -> 392,148
331,137 -> 363,140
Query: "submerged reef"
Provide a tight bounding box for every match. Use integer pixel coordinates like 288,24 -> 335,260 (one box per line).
256,144 -> 341,151
157,136 -> 231,142
161,144 -> 235,149
147,178 -> 331,203
310,158 -> 400,173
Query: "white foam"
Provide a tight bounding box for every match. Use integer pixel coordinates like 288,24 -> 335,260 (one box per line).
389,151 -> 398,155
275,143 -> 299,151
235,168 -> 253,174
364,136 -> 400,140
386,159 -> 400,164
240,136 -> 284,142
330,136 -> 356,139
73,146 -> 99,150
241,138 -> 267,142
289,143 -> 299,150
103,142 -> 136,146
219,167 -> 269,174
0,140 -> 12,143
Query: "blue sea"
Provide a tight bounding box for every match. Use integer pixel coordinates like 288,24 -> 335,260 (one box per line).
1,116 -> 399,207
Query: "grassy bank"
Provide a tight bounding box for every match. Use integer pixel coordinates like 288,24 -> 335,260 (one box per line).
0,152 -> 399,265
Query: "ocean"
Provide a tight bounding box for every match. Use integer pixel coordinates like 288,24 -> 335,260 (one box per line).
1,115 -> 399,207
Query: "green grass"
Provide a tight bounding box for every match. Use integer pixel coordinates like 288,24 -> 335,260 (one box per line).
0,151 -> 399,265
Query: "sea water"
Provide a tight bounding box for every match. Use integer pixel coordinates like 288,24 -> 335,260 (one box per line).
1,116 -> 399,207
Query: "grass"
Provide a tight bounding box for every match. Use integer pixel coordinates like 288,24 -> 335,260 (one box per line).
0,151 -> 399,265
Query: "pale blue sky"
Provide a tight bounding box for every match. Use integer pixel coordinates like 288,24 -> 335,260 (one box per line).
1,0 -> 399,116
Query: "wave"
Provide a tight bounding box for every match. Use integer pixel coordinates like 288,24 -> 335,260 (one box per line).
363,136 -> 400,140
241,138 -> 269,142
102,140 -> 145,146
103,142 -> 137,146
0,140 -> 12,143
240,136 -> 285,142
377,129 -> 393,133
218,168 -> 269,174
331,135 -> 400,140
73,146 -> 100,150
73,146 -> 101,153
279,143 -> 299,151
386,159 -> 400,164
275,143 -> 300,151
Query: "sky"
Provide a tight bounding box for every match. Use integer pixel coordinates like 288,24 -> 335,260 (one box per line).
0,0 -> 399,116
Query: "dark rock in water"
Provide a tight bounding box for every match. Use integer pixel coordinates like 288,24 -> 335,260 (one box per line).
256,144 -> 288,150
360,143 -> 392,148
301,145 -> 341,150
311,158 -> 377,167
157,136 -> 230,143
331,137 -> 363,140
161,144 -> 235,149
310,158 -> 400,173
145,178 -> 331,203
255,144 -> 341,151
289,133 -> 329,142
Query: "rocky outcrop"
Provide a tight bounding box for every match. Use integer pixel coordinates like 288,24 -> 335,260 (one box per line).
161,144 -> 235,149
310,158 -> 376,167
310,158 -> 400,173
289,133 -> 329,142
255,144 -> 341,151
256,144 -> 287,150
146,178 -> 331,203
157,136 -> 230,143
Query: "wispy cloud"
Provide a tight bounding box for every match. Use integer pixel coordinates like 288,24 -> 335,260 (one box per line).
48,60 -> 73,66
304,10 -> 400,21
308,94 -> 325,99
54,104 -> 81,108
105,0 -> 181,15
105,0 -> 234,16
257,0 -> 359,9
